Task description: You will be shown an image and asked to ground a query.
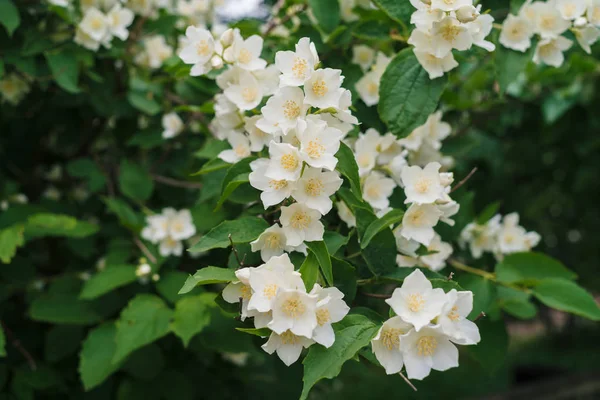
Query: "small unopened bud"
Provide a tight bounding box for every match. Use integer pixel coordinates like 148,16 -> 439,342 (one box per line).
220,28 -> 235,47
456,5 -> 479,23
136,263 -> 152,277
440,172 -> 454,187
211,55 -> 224,69
151,274 -> 160,282
574,16 -> 588,28
222,46 -> 235,63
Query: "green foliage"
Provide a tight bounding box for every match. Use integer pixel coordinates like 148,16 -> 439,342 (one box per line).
360,208 -> 404,249
79,265 -> 138,300
45,48 -> 81,94
308,0 -> 340,34
79,323 -> 122,391
171,293 -> 216,347
0,224 -> 24,263
0,325 -> 5,357
188,217 -> 269,253
305,240 -> 333,286
495,252 -> 577,285
178,267 -> 236,294
29,294 -> 104,325
532,279 -> 600,321
0,0 -> 20,36
335,142 -> 362,198
299,251 -> 319,291
371,0 -> 412,29
119,160 -> 155,202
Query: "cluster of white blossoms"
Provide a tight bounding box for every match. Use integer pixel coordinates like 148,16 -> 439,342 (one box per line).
222,254 -> 351,366
500,0 -> 600,67
355,51 -> 391,107
460,212 -> 541,260
74,3 -> 135,51
0,73 -> 31,105
372,269 -> 480,380
141,208 -> 196,257
408,0 -> 495,79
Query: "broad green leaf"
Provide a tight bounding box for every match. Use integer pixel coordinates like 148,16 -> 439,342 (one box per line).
79,323 -> 122,391
300,314 -> 379,400
119,160 -> 154,202
234,327 -> 271,337
103,197 -> 144,230
0,325 -> 5,357
215,173 -> 250,211
194,139 -> 229,159
309,0 -> 340,33
430,278 -> 464,292
476,201 -> 501,224
156,270 -> 191,303
337,187 -> 370,212
532,278 -> 600,321
335,142 -> 362,198
178,267 -> 236,294
299,251 -> 319,291
170,293 -> 215,347
355,208 -> 397,276
371,0 -> 413,28
495,252 -> 577,285
45,49 -> 80,94
466,318 -> 508,375
495,41 -> 534,94
188,217 -> 268,253
79,265 -> 138,300
127,91 -> 161,115
306,241 -> 333,286
458,274 -> 496,319
0,224 -> 25,263
30,294 -> 103,325
332,257 -> 357,304
113,294 -> 174,364
379,48 -> 447,138
496,286 -> 537,320
0,0 -> 20,36
192,158 -> 230,175
360,208 -> 404,249
45,325 -> 84,362
323,231 -> 348,255
25,214 -> 99,239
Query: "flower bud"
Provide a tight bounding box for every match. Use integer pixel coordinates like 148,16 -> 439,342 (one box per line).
574,16 -> 588,28
440,172 -> 454,187
456,5 -> 479,23
222,46 -> 235,63
220,28 -> 235,47
211,55 -> 224,69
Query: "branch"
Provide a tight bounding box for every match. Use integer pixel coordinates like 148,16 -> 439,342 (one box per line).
228,234 -> 244,268
474,312 -> 486,322
399,372 -> 418,392
0,320 -> 37,371
134,237 -> 157,264
362,292 -> 392,299
152,174 -> 203,189
264,3 -> 308,35
450,167 -> 478,193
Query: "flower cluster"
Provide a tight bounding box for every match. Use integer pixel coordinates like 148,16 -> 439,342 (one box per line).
141,208 -> 196,257
500,0 -> 600,67
0,73 -> 31,105
460,212 -> 541,260
372,269 -> 480,380
222,254 -> 350,366
74,4 -> 135,51
355,51 -> 391,106
408,0 -> 495,79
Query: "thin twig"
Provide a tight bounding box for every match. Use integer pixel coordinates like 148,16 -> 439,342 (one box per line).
362,292 -> 391,299
152,175 -> 203,189
229,234 -> 244,267
265,4 -> 308,35
446,271 -> 454,281
0,320 -> 37,371
399,372 -> 418,392
448,259 -> 495,280
450,167 -> 478,193
134,237 -> 157,264
263,0 -> 286,34
474,312 -> 486,322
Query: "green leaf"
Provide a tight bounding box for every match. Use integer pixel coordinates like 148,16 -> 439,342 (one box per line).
379,48 -> 447,138
79,265 -> 138,300
323,231 -> 348,255
309,0 -> 340,33
335,142 -> 362,198
496,286 -> 537,319
24,214 -> 99,239
355,208 -> 397,276
30,294 -> 103,325
495,252 -> 577,285
127,91 -> 161,115
45,325 -> 84,362
178,267 -> 236,294
299,251 -> 319,291
103,197 -> 144,230
306,241 -> 333,287
466,318 -> 508,375
495,41 -> 533,94
235,327 -> 271,337
532,279 -> 600,321
332,257 -> 357,304
79,323 -> 122,391
0,224 -> 25,263
188,217 -> 268,253
458,274 -> 496,319
360,208 -> 404,249
215,172 -> 250,211
371,0 -> 413,27
430,278 -> 463,292
156,270 -> 191,303
476,201 -> 501,224
119,160 -> 154,202
66,158 -> 106,192
300,314 -> 379,400
194,139 -> 230,160
0,0 -> 20,36
45,49 -> 80,94
0,325 -> 5,357
113,294 -> 174,364
192,158 -> 230,175
170,293 -> 215,347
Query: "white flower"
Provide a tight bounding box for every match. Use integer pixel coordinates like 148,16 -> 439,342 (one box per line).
468,13 -> 496,52
251,224 -> 292,262
385,269 -> 446,331
339,0 -> 359,22
247,254 -> 305,313
355,150 -> 378,177
400,203 -> 443,246
258,86 -> 307,135
331,89 -> 359,126
555,0 -> 586,20
162,112 -> 184,139
430,0 -> 472,12
419,111 -> 452,150
533,36 -> 573,67
222,268 -> 253,319
179,26 -> 216,76
137,35 -> 173,69
495,212 -> 533,255
355,70 -> 381,106
280,203 -> 324,246
74,27 -> 101,51
535,3 -> 571,38
266,142 -> 303,181
414,49 -> 459,80
249,158 -> 295,208
362,171 -> 397,211
438,200 -> 460,226
438,289 -> 480,345
401,162 -> 445,205
499,14 -> 534,52
230,32 -> 267,71
400,325 -> 459,380
167,209 -> 196,241
159,237 -> 183,257
79,8 -> 109,42
430,17 -> 473,58
352,44 -> 376,71
419,233 -> 453,271
275,37 -> 319,87
253,64 -> 281,96
244,115 -> 271,152
304,68 -> 344,109
411,2 -> 445,30
336,201 -> 356,228
574,24 -> 600,53
0,74 -> 30,105
49,0 -> 69,6
262,330 -> 314,366
107,4 -> 134,41
589,0 -> 600,26
459,215 -> 501,258
218,131 -> 252,163
141,212 -> 171,243
135,263 -> 152,277
297,117 -> 344,171
268,288 -> 318,338
224,69 -> 263,111
292,167 -> 343,215
456,5 -> 480,23
371,317 -> 414,374
309,285 -> 350,347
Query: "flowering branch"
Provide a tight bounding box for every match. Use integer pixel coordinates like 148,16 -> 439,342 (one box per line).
133,237 -> 157,264
449,167 -> 478,193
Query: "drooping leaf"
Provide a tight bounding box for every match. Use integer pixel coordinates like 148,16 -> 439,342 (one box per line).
495,252 -> 577,285
475,201 -> 501,224
214,173 -> 250,211
79,323 -> 122,391
178,267 -> 237,294
458,274 -> 496,319
0,224 -> 25,263
79,265 -> 138,300
532,278 -> 600,321
379,48 -> 447,138
323,231 -> 348,256
191,158 -> 230,175
24,214 -> 99,239
0,0 -> 20,36
170,293 -> 216,347
299,251 -> 320,291
309,0 -> 340,33
45,48 -> 80,94
335,142 -> 362,198
118,160 -> 154,202
188,217 -> 268,253
360,208 -> 404,249
354,208 -> 397,276
332,257 -> 357,304
103,197 -> 144,230
306,241 -> 333,287
371,0 -> 413,28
